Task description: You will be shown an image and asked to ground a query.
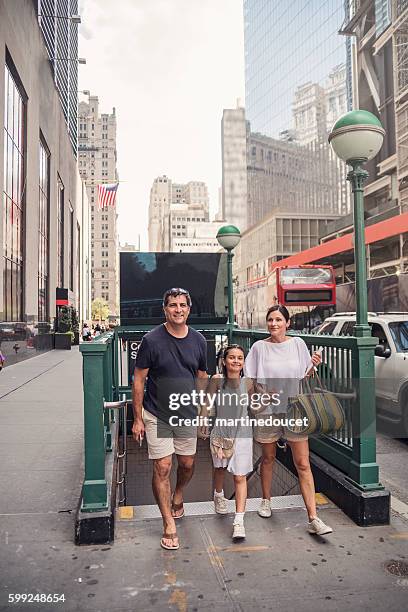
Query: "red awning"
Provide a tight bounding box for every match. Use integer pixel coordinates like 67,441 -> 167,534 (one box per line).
271,212 -> 408,269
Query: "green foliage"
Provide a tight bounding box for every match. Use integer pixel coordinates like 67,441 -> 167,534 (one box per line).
58,306 -> 72,333
71,308 -> 79,333
91,298 -> 110,322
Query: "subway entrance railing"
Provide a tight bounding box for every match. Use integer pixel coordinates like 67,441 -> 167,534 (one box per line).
77,324 -> 388,542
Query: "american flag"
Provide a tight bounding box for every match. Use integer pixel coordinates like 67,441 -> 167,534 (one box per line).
97,182 -> 118,210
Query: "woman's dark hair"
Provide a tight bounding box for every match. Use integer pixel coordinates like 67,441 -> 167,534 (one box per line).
266,304 -> 290,322
220,344 -> 245,378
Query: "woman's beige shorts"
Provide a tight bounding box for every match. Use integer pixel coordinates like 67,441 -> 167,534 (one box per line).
143,409 -> 197,459
254,413 -> 308,444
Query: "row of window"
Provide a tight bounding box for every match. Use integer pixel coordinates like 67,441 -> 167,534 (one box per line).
3,60 -> 76,321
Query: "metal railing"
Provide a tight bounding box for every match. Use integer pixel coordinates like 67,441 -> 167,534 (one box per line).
79,324 -> 382,512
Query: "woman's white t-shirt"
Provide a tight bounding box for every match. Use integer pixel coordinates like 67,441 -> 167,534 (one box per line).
244,336 -> 312,414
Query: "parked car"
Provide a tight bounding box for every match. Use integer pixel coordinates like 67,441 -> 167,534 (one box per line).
316,312 -> 408,434
0,322 -> 15,339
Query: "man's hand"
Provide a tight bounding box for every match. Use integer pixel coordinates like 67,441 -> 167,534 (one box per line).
132,417 -> 145,443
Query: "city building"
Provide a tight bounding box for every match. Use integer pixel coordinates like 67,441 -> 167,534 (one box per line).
222,107 -> 345,230
37,0 -> 80,153
148,176 -> 222,252
0,0 -> 87,329
172,221 -> 225,253
243,0 -> 351,229
221,107 -> 247,230
78,95 -> 119,319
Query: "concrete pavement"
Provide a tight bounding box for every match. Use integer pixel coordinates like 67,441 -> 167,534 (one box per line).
0,348 -> 408,611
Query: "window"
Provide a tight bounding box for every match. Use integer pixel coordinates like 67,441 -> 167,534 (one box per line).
318,321 -> 337,335
57,178 -> 64,287
38,137 -> 50,321
370,323 -> 388,348
3,59 -> 26,320
339,321 -> 356,336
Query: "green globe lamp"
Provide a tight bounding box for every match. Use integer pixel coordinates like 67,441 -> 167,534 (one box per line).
329,110 -> 385,336
217,225 -> 241,339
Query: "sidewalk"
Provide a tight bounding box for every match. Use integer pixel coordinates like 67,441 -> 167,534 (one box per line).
0,349 -> 407,611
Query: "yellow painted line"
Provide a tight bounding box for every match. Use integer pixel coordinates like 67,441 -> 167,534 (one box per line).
168,589 -> 187,612
390,533 -> 408,540
207,544 -> 225,569
315,493 -> 329,505
217,545 -> 270,553
118,506 -> 134,519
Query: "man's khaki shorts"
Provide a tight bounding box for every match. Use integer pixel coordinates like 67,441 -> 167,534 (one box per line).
254,413 -> 308,444
143,410 -> 197,460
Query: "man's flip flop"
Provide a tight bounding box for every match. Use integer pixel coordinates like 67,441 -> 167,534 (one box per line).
160,532 -> 179,550
171,500 -> 185,519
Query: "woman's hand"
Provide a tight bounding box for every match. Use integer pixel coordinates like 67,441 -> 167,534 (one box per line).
311,351 -> 322,367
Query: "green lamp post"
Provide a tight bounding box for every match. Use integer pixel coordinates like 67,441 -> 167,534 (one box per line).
216,225 -> 241,341
329,110 -> 385,491
329,109 -> 385,337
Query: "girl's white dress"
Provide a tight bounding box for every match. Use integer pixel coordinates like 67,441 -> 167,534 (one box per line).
210,378 -> 253,475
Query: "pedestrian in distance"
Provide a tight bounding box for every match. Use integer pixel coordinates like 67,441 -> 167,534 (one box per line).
200,344 -> 254,541
244,304 -> 333,536
0,348 -> 5,371
82,323 -> 91,342
132,287 -> 208,551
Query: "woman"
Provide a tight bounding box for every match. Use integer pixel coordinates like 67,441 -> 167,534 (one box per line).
244,305 -> 332,536
201,345 -> 253,541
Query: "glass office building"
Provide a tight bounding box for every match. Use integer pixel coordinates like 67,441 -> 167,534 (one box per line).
243,0 -> 350,221
37,0 -> 79,153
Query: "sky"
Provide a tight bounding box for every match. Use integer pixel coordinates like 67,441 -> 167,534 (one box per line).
78,0 -> 245,249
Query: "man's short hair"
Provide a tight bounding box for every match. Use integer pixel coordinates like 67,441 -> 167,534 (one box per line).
162,287 -> 192,307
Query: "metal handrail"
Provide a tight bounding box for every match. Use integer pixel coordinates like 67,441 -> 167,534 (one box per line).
103,394 -> 128,505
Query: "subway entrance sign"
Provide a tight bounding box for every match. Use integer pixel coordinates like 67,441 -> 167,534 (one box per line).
276,265 -> 336,306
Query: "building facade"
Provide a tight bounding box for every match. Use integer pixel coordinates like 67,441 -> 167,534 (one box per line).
78,95 -> 119,318
36,0 -> 79,153
243,0 -> 351,230
148,176 -> 222,252
222,107 -> 346,230
221,107 -> 248,230
0,0 -> 86,334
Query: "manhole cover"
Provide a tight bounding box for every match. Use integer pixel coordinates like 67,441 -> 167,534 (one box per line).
385,560 -> 408,577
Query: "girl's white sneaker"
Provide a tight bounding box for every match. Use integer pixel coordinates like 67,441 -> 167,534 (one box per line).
232,522 -> 246,540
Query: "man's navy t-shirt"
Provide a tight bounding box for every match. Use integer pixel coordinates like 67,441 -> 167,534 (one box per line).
135,324 -> 207,423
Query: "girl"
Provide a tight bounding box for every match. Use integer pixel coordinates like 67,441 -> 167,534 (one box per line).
201,345 -> 253,541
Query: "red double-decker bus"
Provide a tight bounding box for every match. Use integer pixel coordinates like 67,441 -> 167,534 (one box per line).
276,265 -> 336,307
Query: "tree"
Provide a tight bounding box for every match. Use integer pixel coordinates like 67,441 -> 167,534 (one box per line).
91,298 -> 109,322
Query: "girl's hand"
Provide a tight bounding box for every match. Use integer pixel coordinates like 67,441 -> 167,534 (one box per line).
198,425 -> 209,439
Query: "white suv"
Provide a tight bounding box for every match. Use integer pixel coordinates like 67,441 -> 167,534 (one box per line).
316,312 -> 408,435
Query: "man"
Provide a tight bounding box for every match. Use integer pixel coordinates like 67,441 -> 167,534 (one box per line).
132,288 -> 208,550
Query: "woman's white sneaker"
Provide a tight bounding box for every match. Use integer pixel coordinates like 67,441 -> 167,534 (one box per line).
308,517 -> 333,535
257,498 -> 272,518
214,494 -> 228,514
232,522 -> 246,540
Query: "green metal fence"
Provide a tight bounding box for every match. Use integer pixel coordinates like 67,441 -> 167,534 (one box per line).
79,324 -> 382,512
